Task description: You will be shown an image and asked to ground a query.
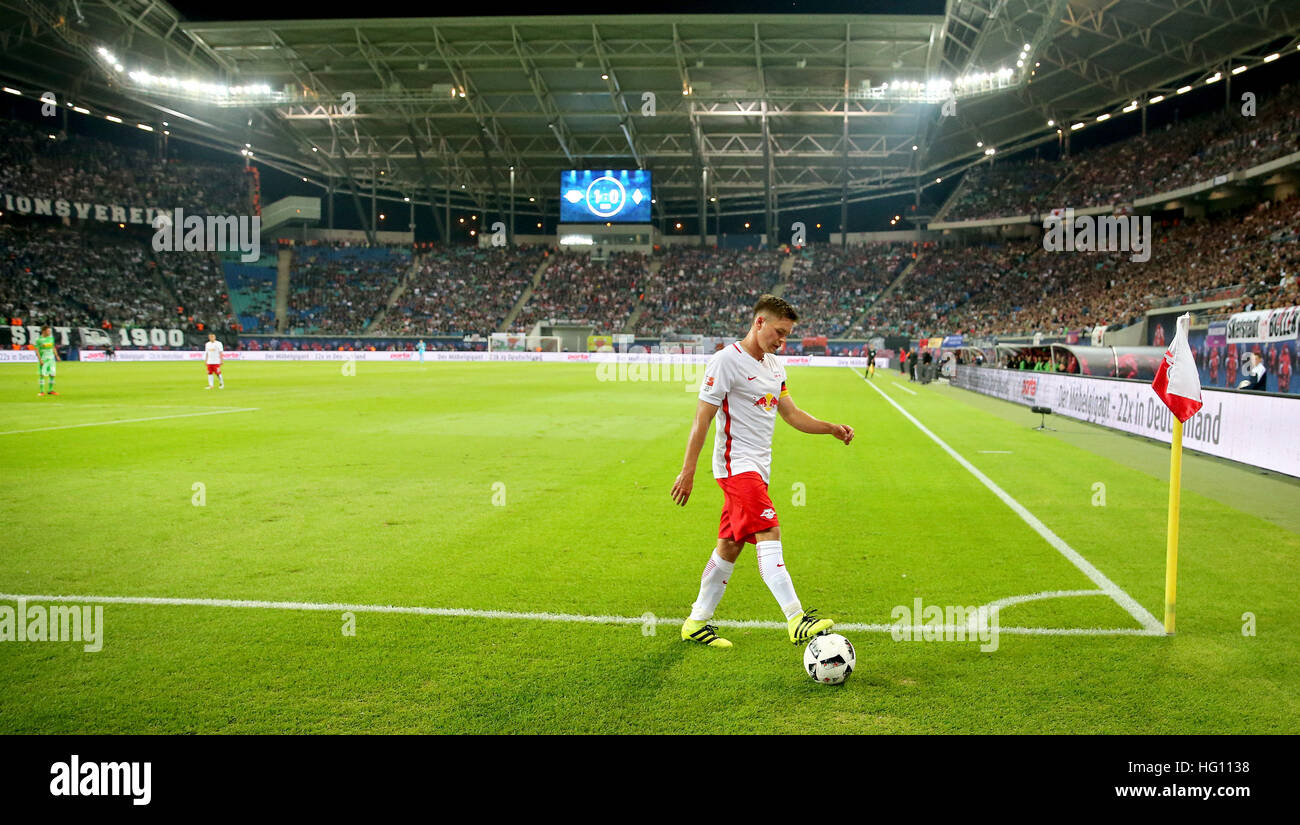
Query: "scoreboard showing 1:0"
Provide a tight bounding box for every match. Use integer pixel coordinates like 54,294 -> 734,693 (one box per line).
559,169 -> 652,223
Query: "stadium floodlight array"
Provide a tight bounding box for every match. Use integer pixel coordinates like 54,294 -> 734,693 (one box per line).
94,43 -> 285,106
860,67 -> 1016,102
124,69 -> 284,106
1062,43 -> 1299,137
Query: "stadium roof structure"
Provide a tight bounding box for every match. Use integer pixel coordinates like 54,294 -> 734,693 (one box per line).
2,1 -> 1299,239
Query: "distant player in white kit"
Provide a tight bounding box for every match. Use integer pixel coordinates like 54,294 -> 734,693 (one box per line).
204,333 -> 225,389
671,294 -> 854,648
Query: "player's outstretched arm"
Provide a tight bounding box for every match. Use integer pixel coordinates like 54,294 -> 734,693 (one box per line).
777,395 -> 853,444
671,399 -> 718,506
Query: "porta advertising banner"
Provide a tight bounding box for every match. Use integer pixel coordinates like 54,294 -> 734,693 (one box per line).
954,367 -> 1300,477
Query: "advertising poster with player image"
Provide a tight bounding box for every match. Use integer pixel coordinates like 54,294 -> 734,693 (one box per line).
1146,309 -> 1185,349
1189,310 -> 1298,395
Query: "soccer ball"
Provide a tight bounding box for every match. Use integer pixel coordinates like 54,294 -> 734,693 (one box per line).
804,633 -> 855,685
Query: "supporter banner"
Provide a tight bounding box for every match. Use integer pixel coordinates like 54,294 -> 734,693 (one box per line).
3,324 -> 207,349
1225,305 -> 1300,344
954,367 -> 1299,477
587,335 -> 614,352
75,349 -> 869,368
941,335 -> 963,348
0,192 -> 168,226
2,325 -> 75,348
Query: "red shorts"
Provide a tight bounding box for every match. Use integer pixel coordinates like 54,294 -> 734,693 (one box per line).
717,471 -> 778,545
206,363 -> 222,374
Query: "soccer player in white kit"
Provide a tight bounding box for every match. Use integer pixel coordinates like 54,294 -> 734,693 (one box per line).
671,295 -> 854,648
204,333 -> 225,389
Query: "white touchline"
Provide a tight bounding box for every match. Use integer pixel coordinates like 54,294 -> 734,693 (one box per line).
891,382 -> 918,396
0,407 -> 259,435
858,372 -> 1165,634
0,593 -> 1163,636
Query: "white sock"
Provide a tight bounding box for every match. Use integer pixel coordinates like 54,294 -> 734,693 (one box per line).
207,374 -> 214,387
756,540 -> 802,620
218,374 -> 224,387
688,550 -> 734,622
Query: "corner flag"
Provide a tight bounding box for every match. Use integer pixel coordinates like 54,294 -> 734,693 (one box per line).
1151,313 -> 1203,423
1150,313 -> 1201,634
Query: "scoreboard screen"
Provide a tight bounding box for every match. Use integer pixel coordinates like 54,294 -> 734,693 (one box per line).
559,169 -> 652,223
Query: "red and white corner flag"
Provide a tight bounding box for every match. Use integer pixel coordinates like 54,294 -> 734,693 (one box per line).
1151,313 -> 1203,423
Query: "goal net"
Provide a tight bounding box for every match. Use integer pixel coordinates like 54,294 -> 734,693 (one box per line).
489,333 -> 562,353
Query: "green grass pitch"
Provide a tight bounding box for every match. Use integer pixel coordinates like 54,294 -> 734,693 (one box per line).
1,360 -> 1297,733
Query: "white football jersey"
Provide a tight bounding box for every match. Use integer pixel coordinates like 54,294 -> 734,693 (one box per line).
698,341 -> 788,484
204,340 -> 224,364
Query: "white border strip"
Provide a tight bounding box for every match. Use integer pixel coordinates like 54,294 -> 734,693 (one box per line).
859,373 -> 1165,633
0,593 -> 1162,637
891,382 -> 918,396
0,407 -> 258,435
68,349 -> 870,367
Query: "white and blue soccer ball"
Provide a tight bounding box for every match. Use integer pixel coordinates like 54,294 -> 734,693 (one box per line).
804,633 -> 855,685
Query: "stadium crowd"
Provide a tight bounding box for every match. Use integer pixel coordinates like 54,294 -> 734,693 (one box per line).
871,195 -> 1299,339
376,246 -> 543,335
0,116 -> 251,216
285,246 -> 412,334
634,248 -> 782,337
780,244 -> 910,337
944,81 -> 1300,221
1,221 -> 238,332
512,251 -> 649,333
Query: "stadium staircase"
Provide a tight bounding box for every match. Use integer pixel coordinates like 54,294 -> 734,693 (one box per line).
846,253 -> 919,333
275,249 -> 291,333
620,259 -> 661,333
366,255 -> 422,332
499,255 -> 551,332
145,248 -> 184,314
770,256 -> 795,298
931,177 -> 968,224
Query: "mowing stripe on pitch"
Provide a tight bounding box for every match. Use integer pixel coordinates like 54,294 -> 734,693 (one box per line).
0,407 -> 259,435
0,593 -> 1164,636
856,372 -> 1165,634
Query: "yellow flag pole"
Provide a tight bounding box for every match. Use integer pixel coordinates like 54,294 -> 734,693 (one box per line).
1164,417 -> 1184,634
